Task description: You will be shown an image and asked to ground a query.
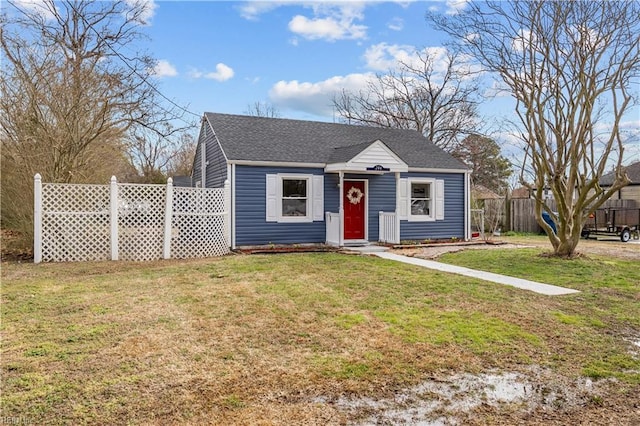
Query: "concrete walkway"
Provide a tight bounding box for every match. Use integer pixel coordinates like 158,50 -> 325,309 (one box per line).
373,251 -> 580,296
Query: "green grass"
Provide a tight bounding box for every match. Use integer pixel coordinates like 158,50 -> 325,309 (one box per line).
2,250 -> 639,424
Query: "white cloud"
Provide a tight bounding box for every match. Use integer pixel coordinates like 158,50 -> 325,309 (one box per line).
363,42 -> 449,73
387,17 -> 404,31
238,1 -> 284,21
427,0 -> 469,16
288,14 -> 366,41
189,63 -> 235,82
151,60 -> 178,78
13,0 -> 56,20
124,0 -> 157,25
511,29 -> 536,52
363,42 -> 417,71
269,73 -> 375,117
445,0 -> 469,15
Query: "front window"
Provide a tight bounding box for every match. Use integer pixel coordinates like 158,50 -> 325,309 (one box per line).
408,179 -> 434,221
411,183 -> 431,216
282,178 -> 308,217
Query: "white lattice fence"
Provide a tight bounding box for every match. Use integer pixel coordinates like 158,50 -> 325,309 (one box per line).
40,183 -> 111,262
172,187 -> 229,258
34,174 -> 230,263
118,183 -> 166,261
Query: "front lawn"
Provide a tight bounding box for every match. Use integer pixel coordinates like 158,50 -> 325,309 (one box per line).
2,250 -> 638,424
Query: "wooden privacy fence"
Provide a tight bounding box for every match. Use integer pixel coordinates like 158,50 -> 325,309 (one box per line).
33,174 -> 230,263
485,198 -> 638,234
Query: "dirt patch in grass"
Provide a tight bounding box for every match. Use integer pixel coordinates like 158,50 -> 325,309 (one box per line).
329,366 -> 635,425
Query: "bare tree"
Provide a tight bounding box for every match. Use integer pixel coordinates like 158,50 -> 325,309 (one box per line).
167,133 -> 197,178
430,1 -> 640,257
0,0 -> 189,241
244,101 -> 281,118
127,125 -> 196,183
333,49 -> 480,152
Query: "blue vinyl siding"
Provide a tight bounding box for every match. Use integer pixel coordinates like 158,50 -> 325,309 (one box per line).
235,166 -> 331,246
234,166 -> 465,246
193,121 -> 227,188
400,172 -> 465,240
205,126 -> 227,188
191,124 -> 203,187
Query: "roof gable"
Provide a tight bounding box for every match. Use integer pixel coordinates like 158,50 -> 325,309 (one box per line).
326,140 -> 408,173
203,112 -> 467,171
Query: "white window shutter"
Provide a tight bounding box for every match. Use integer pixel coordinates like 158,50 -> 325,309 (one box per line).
397,178 -> 408,220
312,175 -> 324,221
435,179 -> 445,220
266,174 -> 278,222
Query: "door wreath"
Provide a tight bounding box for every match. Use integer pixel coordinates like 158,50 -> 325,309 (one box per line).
346,186 -> 363,205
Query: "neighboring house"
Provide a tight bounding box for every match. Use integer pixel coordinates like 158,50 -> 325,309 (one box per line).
510,186 -> 532,199
472,185 -> 502,204
600,161 -> 640,206
192,113 -> 471,248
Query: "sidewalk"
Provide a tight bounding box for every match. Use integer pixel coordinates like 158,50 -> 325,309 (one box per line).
373,251 -> 580,296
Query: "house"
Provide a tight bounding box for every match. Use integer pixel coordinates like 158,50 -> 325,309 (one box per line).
191,113 -> 471,248
600,161 -> 640,206
510,186 -> 532,199
472,184 -> 502,203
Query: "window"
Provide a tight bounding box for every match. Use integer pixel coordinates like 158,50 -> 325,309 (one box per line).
282,178 -> 308,217
398,177 -> 444,221
266,174 -> 323,223
410,182 -> 432,217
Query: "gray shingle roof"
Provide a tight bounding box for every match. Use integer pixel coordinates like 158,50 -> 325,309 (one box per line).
600,161 -> 640,186
204,112 -> 467,170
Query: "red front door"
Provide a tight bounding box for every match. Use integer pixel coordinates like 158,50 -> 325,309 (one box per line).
343,180 -> 366,240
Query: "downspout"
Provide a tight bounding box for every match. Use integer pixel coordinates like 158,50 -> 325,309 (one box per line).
339,171 -> 344,247
396,172 -> 401,244
465,170 -> 471,240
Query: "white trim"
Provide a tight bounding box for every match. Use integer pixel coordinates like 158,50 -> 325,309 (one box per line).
407,178 -> 436,222
397,177 -> 408,220
277,174 -> 314,223
339,172 -> 344,247
343,179 -> 369,242
325,141 -> 409,173
231,164 -> 236,249
229,160 -> 325,168
395,172 -> 401,238
312,175 -> 324,221
408,167 -> 470,174
435,179 -> 445,220
464,171 -> 471,241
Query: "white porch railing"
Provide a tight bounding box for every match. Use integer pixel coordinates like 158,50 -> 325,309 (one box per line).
379,211 -> 399,244
325,212 -> 340,246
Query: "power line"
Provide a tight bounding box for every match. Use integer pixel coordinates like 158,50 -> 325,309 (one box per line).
7,0 -> 201,127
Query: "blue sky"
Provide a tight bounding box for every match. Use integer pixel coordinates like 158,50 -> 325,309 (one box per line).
9,0 -> 640,165
146,1 -> 466,122
142,0 -> 639,165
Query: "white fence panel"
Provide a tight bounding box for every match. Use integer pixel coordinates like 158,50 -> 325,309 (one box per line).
40,181 -> 111,262
171,186 -> 229,258
117,183 -> 166,261
34,175 -> 230,263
